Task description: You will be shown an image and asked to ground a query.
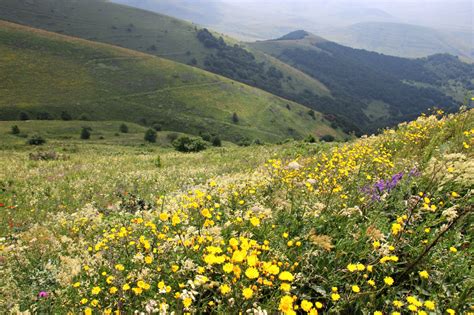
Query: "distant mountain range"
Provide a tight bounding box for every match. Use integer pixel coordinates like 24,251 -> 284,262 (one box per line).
0,0 -> 472,138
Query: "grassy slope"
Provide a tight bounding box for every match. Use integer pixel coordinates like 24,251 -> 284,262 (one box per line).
0,0 -> 330,97
0,21 -> 342,142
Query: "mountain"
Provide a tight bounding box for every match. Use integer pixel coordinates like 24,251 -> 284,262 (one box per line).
250,31 -> 474,131
319,22 -> 474,60
0,21 -> 342,142
110,0 -> 473,61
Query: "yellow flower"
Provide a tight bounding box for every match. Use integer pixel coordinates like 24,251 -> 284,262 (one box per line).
220,284 -> 231,294
132,287 -> 143,295
424,300 -> 435,310
115,264 -> 125,271
374,312 -> 382,315
84,308 -> 92,315
347,263 -> 357,272
419,270 -> 429,279
247,255 -> 258,267
123,283 -> 130,291
159,212 -> 169,221
245,267 -> 259,279
109,287 -> 118,294
72,282 -> 81,288
280,282 -> 291,292
384,276 -> 394,286
391,223 -> 402,235
446,309 -> 455,315
250,217 -> 260,226
373,240 -> 380,248
223,263 -> 234,273
242,287 -> 254,299
106,276 -> 115,284
352,285 -> 360,293
279,271 -> 295,282
315,302 -> 323,309
368,279 -> 376,287
331,293 -> 340,301
91,287 -> 101,295
393,300 -> 404,308
172,265 -> 180,272
80,298 -> 88,305
183,297 -> 192,308
449,247 -> 457,253
279,295 -> 294,314
145,256 -> 153,264
301,299 -> 313,312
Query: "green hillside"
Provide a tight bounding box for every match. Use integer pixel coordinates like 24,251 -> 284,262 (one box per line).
0,0 -> 330,98
250,31 -> 473,133
0,21 -> 342,142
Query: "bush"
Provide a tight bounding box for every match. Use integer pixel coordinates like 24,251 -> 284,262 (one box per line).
19,112 -> 29,120
80,127 -> 91,140
27,135 -> 46,145
11,125 -> 20,135
144,129 -> 157,143
304,134 -> 316,143
172,136 -> 207,152
29,151 -> 68,161
37,112 -> 53,120
211,136 -> 222,147
320,134 -> 335,142
60,111 -> 72,121
232,112 -> 239,124
119,124 -> 129,133
152,123 -> 162,132
308,109 -> 316,119
200,132 -> 212,142
79,113 -> 90,121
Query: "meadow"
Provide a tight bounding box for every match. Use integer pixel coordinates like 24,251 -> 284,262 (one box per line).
0,108 -> 473,314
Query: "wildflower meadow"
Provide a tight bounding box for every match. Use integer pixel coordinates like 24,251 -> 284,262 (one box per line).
0,109 -> 473,314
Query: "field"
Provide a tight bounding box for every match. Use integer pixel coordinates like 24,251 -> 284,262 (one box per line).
0,109 -> 473,313
0,21 -> 341,143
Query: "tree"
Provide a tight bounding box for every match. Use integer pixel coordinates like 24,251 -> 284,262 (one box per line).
211,136 -> 222,147
61,111 -> 72,121
144,128 -> 157,143
11,125 -> 20,135
320,134 -> 335,142
172,136 -> 207,152
119,123 -> 129,133
27,135 -> 46,145
79,113 -> 90,121
19,112 -> 29,120
232,112 -> 239,124
80,127 -> 91,140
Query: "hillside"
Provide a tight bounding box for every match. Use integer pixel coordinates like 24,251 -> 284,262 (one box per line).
0,0 -> 330,98
250,31 -> 474,132
0,21 -> 341,142
319,22 -> 474,60
1,105 -> 472,312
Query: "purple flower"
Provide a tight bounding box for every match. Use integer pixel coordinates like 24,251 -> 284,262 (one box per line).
38,291 -> 48,298
362,170 -> 415,201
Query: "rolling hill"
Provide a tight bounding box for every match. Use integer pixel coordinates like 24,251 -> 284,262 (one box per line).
0,0 -> 330,98
319,22 -> 474,60
0,21 -> 342,142
250,31 -> 474,131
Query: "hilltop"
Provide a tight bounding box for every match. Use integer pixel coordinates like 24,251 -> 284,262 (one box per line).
250,30 -> 474,132
0,21 -> 341,142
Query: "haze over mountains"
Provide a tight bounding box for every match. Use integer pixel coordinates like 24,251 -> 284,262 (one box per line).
0,0 -> 472,141
112,0 -> 473,60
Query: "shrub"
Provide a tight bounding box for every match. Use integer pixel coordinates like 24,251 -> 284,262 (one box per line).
152,123 -> 162,132
308,109 -> 316,119
27,135 -> 46,145
19,112 -> 29,120
232,112 -> 239,124
200,132 -> 212,142
80,127 -> 91,140
10,125 -> 20,135
211,136 -> 222,147
79,113 -> 90,121
60,111 -> 72,121
37,112 -> 53,120
304,134 -> 316,143
320,134 -> 335,142
119,124 -> 129,133
144,128 -> 157,143
29,151 -> 68,161
172,136 -> 207,152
